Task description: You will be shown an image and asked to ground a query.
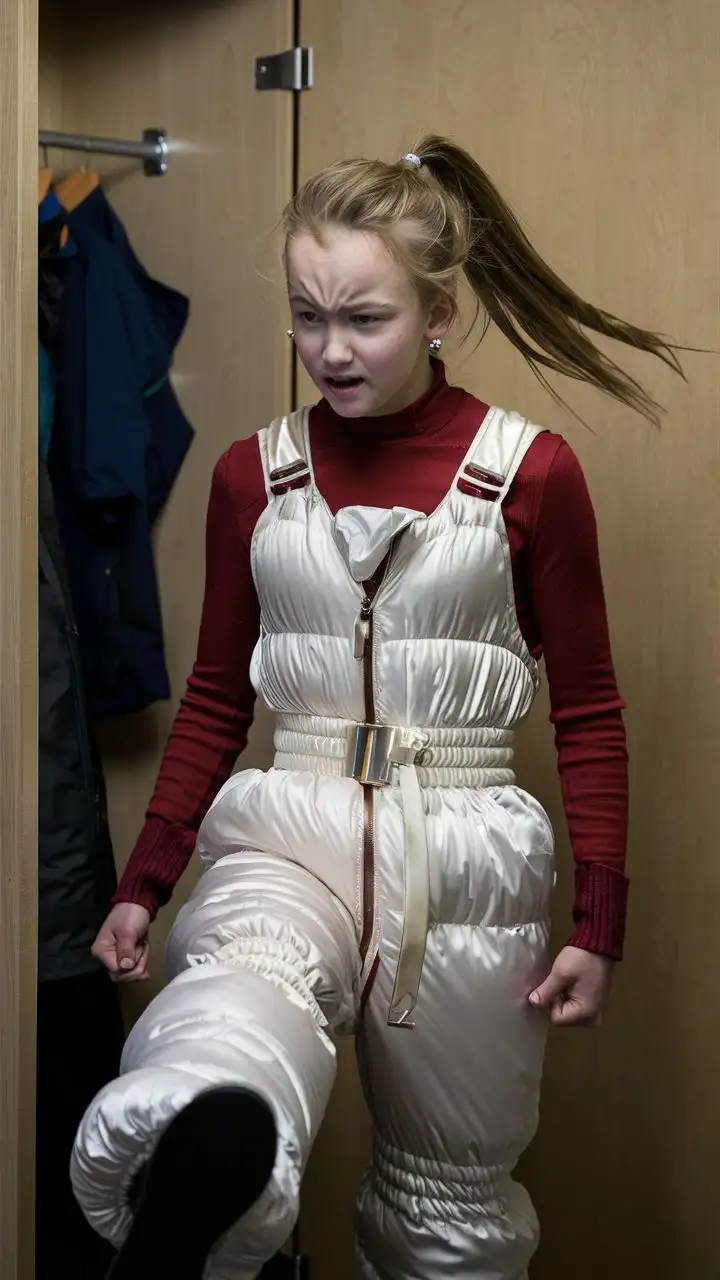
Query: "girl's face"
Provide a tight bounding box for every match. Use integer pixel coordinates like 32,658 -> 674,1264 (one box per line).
286,226 -> 451,418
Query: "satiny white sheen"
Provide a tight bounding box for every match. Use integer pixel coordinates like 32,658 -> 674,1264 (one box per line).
71,403 -> 555,1280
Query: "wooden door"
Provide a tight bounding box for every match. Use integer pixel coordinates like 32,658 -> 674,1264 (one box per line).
296,2 -> 720,1277
39,0 -> 295,1016
0,0 -> 39,1275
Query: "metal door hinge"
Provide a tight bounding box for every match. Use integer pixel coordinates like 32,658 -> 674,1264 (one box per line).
255,47 -> 314,92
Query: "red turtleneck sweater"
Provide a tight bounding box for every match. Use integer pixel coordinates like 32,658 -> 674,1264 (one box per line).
114,365 -> 629,959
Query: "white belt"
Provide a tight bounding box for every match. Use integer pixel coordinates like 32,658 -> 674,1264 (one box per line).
273,714 -> 515,1028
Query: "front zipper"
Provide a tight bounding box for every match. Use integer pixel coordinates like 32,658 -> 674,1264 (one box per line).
359,600 -> 376,962
355,557 -> 391,966
355,552 -> 393,717
354,596 -> 372,662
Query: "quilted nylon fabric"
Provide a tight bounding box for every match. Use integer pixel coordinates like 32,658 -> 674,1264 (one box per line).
71,405 -> 555,1279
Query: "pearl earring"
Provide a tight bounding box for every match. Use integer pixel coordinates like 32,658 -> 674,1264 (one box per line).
287,329 -> 295,339
429,338 -> 442,354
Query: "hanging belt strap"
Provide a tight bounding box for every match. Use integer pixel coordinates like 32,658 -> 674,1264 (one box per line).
349,724 -> 431,1027
389,756 -> 431,1027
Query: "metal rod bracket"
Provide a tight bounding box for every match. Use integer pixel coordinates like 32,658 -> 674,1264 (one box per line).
38,128 -> 169,177
143,129 -> 168,176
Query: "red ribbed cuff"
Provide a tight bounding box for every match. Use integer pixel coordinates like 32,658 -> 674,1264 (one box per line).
112,817 -> 198,920
567,862 -> 629,961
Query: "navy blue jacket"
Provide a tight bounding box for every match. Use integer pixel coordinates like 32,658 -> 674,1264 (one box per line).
48,187 -> 194,716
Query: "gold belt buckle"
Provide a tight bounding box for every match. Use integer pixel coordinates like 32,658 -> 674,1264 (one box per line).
348,724 -> 396,786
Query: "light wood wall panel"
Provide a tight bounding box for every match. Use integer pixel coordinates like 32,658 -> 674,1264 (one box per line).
297,2 -> 720,1276
0,0 -> 39,1275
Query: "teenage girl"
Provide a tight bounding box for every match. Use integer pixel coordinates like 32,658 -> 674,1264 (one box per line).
73,136 -> 681,1280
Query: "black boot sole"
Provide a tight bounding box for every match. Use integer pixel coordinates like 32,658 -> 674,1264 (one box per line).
108,1085 -> 277,1280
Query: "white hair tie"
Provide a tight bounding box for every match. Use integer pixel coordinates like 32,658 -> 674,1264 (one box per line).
401,152 -> 422,168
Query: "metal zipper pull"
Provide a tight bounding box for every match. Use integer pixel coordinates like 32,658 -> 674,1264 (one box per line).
354,596 -> 372,660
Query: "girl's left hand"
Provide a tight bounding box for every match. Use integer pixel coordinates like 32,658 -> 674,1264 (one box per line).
528,945 -> 615,1028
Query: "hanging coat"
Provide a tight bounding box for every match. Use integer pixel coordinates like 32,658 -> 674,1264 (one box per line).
39,457 -> 119,981
47,186 -> 194,716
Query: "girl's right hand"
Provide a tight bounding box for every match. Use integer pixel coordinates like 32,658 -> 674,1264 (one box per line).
91,902 -> 152,983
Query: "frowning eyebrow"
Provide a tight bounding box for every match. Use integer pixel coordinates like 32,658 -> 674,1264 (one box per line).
288,292 -> 394,312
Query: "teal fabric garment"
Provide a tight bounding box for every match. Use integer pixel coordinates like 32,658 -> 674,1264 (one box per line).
39,341 -> 55,461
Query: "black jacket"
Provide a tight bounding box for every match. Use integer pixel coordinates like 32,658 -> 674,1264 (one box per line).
39,459 -> 117,982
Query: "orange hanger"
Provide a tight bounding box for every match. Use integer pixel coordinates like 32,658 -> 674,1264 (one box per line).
56,166 -> 100,212
38,167 -> 53,203
38,168 -> 71,249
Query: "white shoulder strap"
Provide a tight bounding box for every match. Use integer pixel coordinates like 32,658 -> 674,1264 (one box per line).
257,407 -> 313,498
459,407 -> 545,502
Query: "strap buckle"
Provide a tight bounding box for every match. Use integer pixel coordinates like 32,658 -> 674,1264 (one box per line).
347,724 -> 428,786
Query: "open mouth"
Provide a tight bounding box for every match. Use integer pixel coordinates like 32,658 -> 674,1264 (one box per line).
325,376 -> 364,394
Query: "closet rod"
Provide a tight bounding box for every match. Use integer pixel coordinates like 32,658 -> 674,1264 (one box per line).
39,128 -> 168,176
